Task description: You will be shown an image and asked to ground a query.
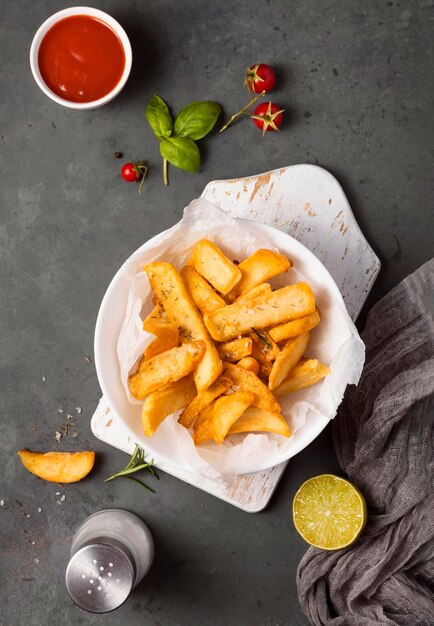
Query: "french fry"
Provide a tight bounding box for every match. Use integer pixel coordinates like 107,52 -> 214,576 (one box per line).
274,358 -> 330,396
233,282 -> 272,303
142,377 -> 197,436
129,341 -> 205,399
230,249 -> 292,298
188,239 -> 242,295
193,391 -> 256,445
259,361 -> 273,380
144,262 -> 223,392
268,332 -> 310,390
17,450 -> 95,483
228,406 -> 291,438
144,327 -> 179,360
143,304 -> 178,335
250,329 -> 280,361
269,309 -> 320,343
180,265 -> 226,315
237,356 -> 260,375
179,376 -> 233,429
223,362 -> 281,413
204,283 -> 316,342
217,337 -> 253,362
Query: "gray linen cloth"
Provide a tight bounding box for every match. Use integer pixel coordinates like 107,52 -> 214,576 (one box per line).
297,259 -> 434,626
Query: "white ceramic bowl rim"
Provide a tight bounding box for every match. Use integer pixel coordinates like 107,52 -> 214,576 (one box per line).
94,218 -> 347,475
29,6 -> 132,110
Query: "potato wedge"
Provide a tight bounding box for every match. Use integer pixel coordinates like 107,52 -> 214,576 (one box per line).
268,332 -> 310,390
178,375 -> 233,429
223,362 -> 281,413
204,283 -> 315,342
217,337 -> 253,362
233,282 -> 272,303
230,249 -> 292,298
188,239 -> 242,295
228,406 -> 291,438
180,265 -> 226,314
17,450 -> 95,483
142,377 -> 197,436
250,329 -> 280,362
144,262 -> 223,392
259,361 -> 273,380
144,327 -> 179,360
193,391 -> 256,445
269,309 -> 321,343
274,358 -> 330,395
143,304 -> 178,335
237,356 -> 260,375
129,341 -> 205,399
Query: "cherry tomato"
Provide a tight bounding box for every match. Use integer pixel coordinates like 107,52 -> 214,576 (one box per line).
246,64 -> 276,94
120,160 -> 148,193
251,102 -> 284,135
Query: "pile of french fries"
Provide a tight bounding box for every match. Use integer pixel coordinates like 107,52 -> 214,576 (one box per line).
129,239 -> 330,446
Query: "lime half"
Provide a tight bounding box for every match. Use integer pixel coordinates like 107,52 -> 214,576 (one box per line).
293,474 -> 367,550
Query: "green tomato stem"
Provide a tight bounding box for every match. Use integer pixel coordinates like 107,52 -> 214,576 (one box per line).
219,91 -> 265,132
163,158 -> 169,186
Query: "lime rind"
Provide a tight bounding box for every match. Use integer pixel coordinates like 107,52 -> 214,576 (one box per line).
292,474 -> 367,550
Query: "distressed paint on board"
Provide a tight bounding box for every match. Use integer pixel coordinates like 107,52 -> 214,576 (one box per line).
91,165 -> 380,513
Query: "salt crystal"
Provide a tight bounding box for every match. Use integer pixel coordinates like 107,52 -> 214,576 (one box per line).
42,376 -> 46,382
37,508 -> 42,513
0,500 -> 4,506
67,414 -> 73,420
56,500 -> 61,505
232,385 -> 240,391
31,541 -> 36,545
58,408 -> 64,414
75,407 -> 82,414
26,514 -> 31,518
55,491 -> 60,496
34,558 -> 39,564
60,494 -> 66,502
55,431 -> 61,443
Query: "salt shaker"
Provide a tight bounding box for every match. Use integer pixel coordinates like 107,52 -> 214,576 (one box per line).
65,509 -> 153,613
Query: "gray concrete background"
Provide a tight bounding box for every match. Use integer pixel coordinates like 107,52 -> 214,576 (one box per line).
1,1 -> 433,624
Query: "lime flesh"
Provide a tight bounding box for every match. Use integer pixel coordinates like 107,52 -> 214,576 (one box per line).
293,474 -> 367,550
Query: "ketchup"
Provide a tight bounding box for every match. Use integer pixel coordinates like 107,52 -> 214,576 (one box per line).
38,15 -> 126,103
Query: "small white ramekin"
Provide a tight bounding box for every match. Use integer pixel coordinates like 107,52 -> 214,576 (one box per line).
30,6 -> 132,110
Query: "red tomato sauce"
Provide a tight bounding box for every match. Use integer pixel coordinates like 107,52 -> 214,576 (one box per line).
38,15 -> 126,103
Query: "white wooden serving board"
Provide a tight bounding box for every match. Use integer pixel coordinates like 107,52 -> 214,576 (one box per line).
91,164 -> 380,512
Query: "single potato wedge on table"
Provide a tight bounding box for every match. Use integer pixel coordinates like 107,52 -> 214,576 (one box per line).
188,239 -> 242,295
17,450 -> 95,483
142,377 -> 197,436
129,341 -> 205,399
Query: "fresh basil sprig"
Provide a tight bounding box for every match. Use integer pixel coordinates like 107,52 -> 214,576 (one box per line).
146,95 -> 221,186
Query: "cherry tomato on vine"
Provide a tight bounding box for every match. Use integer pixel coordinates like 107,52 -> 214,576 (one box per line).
251,102 -> 284,135
246,64 -> 276,94
120,160 -> 148,193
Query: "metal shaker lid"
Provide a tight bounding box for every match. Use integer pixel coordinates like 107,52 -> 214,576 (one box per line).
65,540 -> 135,613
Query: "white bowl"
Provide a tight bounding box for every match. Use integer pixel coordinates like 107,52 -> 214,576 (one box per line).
94,219 -> 347,475
30,7 -> 132,110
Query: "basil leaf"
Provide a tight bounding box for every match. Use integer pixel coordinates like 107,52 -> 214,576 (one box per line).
160,137 -> 200,173
146,94 -> 172,140
174,101 -> 221,140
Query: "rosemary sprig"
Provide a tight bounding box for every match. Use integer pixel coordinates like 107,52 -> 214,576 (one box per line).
104,444 -> 158,492
251,328 -> 272,350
